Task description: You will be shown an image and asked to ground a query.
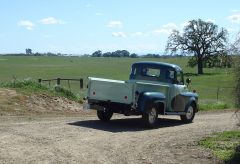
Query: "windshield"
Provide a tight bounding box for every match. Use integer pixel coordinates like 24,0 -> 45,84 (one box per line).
130,65 -> 175,83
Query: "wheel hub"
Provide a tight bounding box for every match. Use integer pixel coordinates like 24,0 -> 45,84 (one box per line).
149,107 -> 157,123
186,106 -> 194,120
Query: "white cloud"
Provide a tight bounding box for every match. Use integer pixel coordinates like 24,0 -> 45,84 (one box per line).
131,32 -> 144,36
231,9 -> 240,13
18,20 -> 35,30
107,21 -> 122,28
228,13 -> 240,23
206,19 -> 216,23
40,17 -> 66,25
112,32 -> 126,38
162,23 -> 178,29
227,28 -> 237,33
153,23 -> 177,35
126,43 -> 160,53
153,29 -> 171,35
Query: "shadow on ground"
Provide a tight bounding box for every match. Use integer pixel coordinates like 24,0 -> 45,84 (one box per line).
68,117 -> 186,132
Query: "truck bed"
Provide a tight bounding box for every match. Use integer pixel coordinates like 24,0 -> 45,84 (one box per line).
88,77 -> 134,104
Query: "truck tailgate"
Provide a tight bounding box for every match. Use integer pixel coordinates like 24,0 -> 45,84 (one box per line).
88,77 -> 134,104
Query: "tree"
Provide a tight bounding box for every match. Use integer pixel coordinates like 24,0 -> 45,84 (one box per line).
231,32 -> 240,55
102,52 -> 112,57
231,32 -> 240,113
121,50 -> 130,57
111,50 -> 130,57
92,50 -> 102,57
25,48 -> 32,55
166,19 -> 228,74
130,53 -> 138,58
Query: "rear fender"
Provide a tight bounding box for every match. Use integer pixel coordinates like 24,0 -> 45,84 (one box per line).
137,92 -> 166,113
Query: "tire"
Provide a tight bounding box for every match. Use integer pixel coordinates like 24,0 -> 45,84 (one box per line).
142,104 -> 158,128
180,104 -> 195,123
97,109 -> 113,122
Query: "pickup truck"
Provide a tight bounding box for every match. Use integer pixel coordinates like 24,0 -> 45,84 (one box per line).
85,61 -> 198,128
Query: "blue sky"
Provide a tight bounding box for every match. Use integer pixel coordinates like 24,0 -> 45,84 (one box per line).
0,0 -> 240,54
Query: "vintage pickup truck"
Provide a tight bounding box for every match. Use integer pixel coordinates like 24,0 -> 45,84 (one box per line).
85,61 -> 198,128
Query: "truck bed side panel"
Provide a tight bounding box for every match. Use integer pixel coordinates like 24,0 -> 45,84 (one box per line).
88,77 -> 133,104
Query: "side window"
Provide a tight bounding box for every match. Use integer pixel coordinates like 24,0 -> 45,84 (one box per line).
165,70 -> 175,83
176,71 -> 184,85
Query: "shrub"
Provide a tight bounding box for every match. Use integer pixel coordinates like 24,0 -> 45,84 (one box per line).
0,79 -> 79,101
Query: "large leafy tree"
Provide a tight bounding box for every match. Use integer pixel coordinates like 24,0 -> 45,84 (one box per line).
166,19 -> 228,74
232,32 -> 240,111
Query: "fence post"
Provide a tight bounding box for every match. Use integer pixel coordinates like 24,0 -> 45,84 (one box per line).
38,79 -> 42,83
68,80 -> 71,90
217,87 -> 220,101
80,79 -> 83,89
57,78 -> 61,86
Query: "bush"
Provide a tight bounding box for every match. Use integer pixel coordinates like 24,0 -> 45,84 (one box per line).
54,85 -> 78,101
0,79 -> 79,101
0,78 -> 48,92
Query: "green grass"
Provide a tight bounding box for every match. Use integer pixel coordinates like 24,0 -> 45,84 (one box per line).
199,131 -> 240,162
199,100 -> 230,111
0,79 -> 80,101
0,56 -> 235,109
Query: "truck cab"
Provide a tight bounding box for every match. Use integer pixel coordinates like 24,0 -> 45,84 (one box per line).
86,61 -> 198,128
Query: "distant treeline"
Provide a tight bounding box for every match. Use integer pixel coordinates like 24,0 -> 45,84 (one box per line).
0,49 -> 187,58
90,50 -> 186,58
1,52 -> 67,57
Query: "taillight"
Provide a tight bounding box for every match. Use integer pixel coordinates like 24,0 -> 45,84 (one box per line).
124,96 -> 128,99
93,91 -> 96,95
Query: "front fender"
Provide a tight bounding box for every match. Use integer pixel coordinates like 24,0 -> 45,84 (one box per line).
181,92 -> 198,113
137,92 -> 166,112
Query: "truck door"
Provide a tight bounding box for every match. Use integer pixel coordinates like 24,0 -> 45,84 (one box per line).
169,70 -> 187,112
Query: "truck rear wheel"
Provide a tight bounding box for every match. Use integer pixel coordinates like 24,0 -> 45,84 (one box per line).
180,104 -> 195,123
97,110 -> 113,121
142,104 -> 158,128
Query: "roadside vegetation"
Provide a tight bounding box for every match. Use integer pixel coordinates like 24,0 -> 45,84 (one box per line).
199,131 -> 240,163
0,79 -> 80,102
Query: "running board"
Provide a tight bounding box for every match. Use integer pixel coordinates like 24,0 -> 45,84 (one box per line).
164,112 -> 186,115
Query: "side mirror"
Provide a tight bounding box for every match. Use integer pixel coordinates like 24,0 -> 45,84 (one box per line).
186,78 -> 191,85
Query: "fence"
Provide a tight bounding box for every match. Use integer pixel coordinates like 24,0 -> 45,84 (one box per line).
38,78 -> 84,91
193,86 -> 235,105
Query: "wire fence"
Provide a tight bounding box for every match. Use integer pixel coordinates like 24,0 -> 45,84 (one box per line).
194,87 -> 235,105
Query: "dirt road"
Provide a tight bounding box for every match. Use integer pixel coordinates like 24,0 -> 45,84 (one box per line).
0,111 -> 239,164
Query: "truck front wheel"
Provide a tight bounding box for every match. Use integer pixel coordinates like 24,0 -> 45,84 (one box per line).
97,110 -> 113,121
180,104 -> 195,123
142,104 -> 158,128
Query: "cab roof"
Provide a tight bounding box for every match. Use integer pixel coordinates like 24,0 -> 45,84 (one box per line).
132,61 -> 182,71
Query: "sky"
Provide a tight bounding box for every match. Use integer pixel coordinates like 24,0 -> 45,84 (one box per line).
0,0 -> 240,55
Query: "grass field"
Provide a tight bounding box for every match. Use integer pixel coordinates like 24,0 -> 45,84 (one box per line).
199,131 -> 240,162
0,56 -> 235,108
